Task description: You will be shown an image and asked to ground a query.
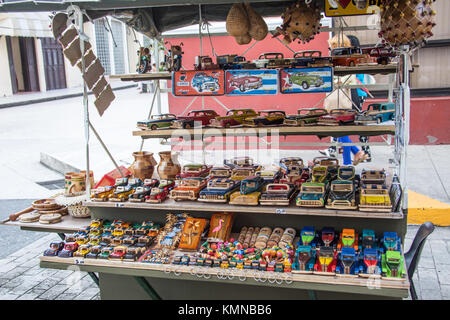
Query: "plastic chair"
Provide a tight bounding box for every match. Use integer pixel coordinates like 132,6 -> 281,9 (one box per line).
404,222 -> 435,300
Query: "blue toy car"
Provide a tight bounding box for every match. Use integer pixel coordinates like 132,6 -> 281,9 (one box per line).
239,175 -> 265,195
361,229 -> 378,250
198,178 -> 240,203
380,232 -> 401,252
318,227 -> 338,248
292,245 -> 316,272
297,226 -> 319,247
191,72 -> 220,92
336,247 -> 360,275
43,242 -> 65,256
358,248 -> 382,276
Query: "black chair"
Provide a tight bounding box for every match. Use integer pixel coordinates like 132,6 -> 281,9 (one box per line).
404,222 -> 435,300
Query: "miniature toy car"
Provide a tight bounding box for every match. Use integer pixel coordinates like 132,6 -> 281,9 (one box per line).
75,234 -> 89,246
198,178 -> 241,203
243,110 -> 286,127
336,247 -> 359,276
108,185 -> 135,202
361,229 -> 378,250
73,244 -> 91,258
318,227 -> 338,247
85,245 -> 102,259
230,167 -> 258,181
135,235 -> 154,248
137,114 -> 177,130
229,175 -> 265,206
361,169 -> 386,185
257,166 -> 283,183
292,245 -> 316,272
317,108 -> 357,126
361,46 -> 396,65
191,73 -> 220,92
224,156 -> 260,170
288,72 -> 324,90
298,226 -> 319,247
314,246 -> 338,274
98,247 -> 114,260
90,186 -> 114,202
109,246 -> 128,261
296,182 -> 328,208
359,184 -> 392,212
172,109 -> 219,129
228,72 -> 263,92
291,50 -> 333,68
358,248 -> 382,277
284,108 -> 328,126
123,246 -> 143,262
222,55 -> 257,70
58,242 -> 79,258
217,54 -> 238,68
123,235 -> 137,247
326,180 -> 357,210
381,250 -> 406,279
252,52 -> 285,69
194,55 -> 219,70
278,158 -> 309,188
331,46 -> 376,67
88,235 -> 101,246
129,179 -> 159,202
169,177 -> 207,201
354,102 -> 395,125
337,229 -> 359,251
259,183 -> 296,206
43,242 -> 65,256
310,166 -> 331,184
312,156 -> 339,179
381,232 -> 402,252
206,167 -> 232,180
209,109 -> 258,128
177,164 -> 212,179
145,180 -> 175,203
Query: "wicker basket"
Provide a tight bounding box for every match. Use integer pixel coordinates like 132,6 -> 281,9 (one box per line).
54,192 -> 91,218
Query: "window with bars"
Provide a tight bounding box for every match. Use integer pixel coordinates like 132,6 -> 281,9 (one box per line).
111,20 -> 125,75
94,19 -> 111,75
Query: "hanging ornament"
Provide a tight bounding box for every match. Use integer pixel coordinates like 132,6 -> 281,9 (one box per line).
273,0 -> 322,45
378,0 -> 437,50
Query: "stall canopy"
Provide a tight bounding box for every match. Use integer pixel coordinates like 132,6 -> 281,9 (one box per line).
0,12 -> 52,37
0,0 -> 323,39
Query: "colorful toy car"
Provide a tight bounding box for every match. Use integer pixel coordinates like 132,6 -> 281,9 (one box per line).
109,246 -> 128,261
318,227 -> 338,247
137,114 -> 177,130
259,183 -> 296,206
209,108 -> 258,128
312,156 -> 339,179
191,73 -> 220,92
279,157 -> 309,187
228,72 -> 263,92
257,166 -> 283,183
129,179 -> 159,202
288,72 -> 324,90
314,246 -> 338,274
75,234 -> 89,246
108,185 -> 135,202
58,242 -> 79,258
85,245 -> 102,259
381,250 -> 406,279
229,175 -> 265,206
361,46 -> 396,65
355,102 -> 395,125
177,164 -> 212,179
298,226 -> 319,247
296,182 -> 328,208
358,248 -> 382,277
317,108 -> 357,126
243,110 -> 286,127
326,166 -> 358,210
169,177 -> 207,201
172,109 -> 219,129
361,229 -> 378,250
194,55 -> 219,70
359,184 -> 392,212
291,50 -> 333,68
310,166 -> 331,185
123,246 -> 143,262
284,108 -> 328,126
230,167 -> 258,181
73,244 -> 91,258
336,247 -> 359,276
252,52 -> 284,69
331,46 -> 376,67
216,54 -> 238,68
381,232 -> 402,252
206,167 -> 232,180
136,235 -> 154,248
145,180 -> 175,203
43,242 -> 65,256
337,229 -> 359,251
123,235 -> 137,247
221,55 -> 257,70
292,245 -> 316,272
198,178 -> 241,203
90,186 -> 115,202
98,247 -> 114,260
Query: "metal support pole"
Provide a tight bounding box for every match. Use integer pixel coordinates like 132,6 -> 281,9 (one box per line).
153,39 -> 161,114
135,277 -> 162,300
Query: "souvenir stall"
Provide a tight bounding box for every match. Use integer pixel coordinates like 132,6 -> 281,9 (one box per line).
0,0 -> 437,300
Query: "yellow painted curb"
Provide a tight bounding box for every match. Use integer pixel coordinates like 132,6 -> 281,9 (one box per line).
408,190 -> 450,226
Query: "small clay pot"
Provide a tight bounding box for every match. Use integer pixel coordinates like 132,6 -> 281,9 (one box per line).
130,151 -> 157,181
157,151 -> 181,180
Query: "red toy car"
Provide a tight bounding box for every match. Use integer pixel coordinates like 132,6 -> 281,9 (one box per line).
109,246 -> 128,260
228,73 -> 263,93
314,246 -> 338,273
177,164 -> 212,179
194,55 -> 219,70
58,242 -> 79,258
171,109 -> 219,129
361,46 -> 396,65
145,180 -> 175,203
209,109 -> 258,128
317,109 -> 356,126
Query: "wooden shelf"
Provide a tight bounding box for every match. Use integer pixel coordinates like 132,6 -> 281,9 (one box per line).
39,256 -> 409,298
334,64 -> 398,76
109,72 -> 172,82
133,125 -> 396,140
84,200 -> 403,220
1,215 -> 90,234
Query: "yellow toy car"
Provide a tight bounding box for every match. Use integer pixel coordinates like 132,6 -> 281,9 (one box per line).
73,244 -> 91,258
359,184 -> 392,212
90,186 -> 115,202
108,186 -> 135,202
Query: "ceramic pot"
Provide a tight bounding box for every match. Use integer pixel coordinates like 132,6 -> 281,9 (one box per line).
130,151 -> 157,180
157,151 -> 180,180
67,173 -> 85,194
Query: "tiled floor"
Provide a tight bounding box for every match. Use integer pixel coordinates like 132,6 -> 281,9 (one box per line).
0,225 -> 449,300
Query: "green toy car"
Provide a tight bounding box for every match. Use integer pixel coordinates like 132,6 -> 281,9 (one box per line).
381,250 -> 406,279
289,72 -> 324,90
137,113 -> 177,130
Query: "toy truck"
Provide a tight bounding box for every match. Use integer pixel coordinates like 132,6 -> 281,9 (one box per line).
284,108 -> 328,126
198,178 -> 241,203
359,184 -> 392,212
229,175 -> 265,206
194,55 -> 219,70
381,250 -> 406,279
296,182 -> 328,208
336,247 -> 359,276
169,177 -> 207,201
354,102 -> 395,125
259,183 -> 297,206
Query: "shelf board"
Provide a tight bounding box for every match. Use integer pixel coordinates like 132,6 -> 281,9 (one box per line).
1,215 -> 90,234
84,200 -> 403,220
109,72 -> 172,82
39,256 -> 409,298
133,125 -> 396,140
334,64 -> 398,76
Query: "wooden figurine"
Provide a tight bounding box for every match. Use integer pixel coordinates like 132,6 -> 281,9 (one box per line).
178,218 -> 208,250
207,213 -> 235,243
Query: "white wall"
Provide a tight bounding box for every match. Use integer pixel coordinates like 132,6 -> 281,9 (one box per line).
0,36 -> 13,97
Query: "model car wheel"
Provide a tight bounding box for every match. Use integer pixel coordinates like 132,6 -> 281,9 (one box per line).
377,118 -> 382,124
349,61 -> 356,67
151,124 -> 158,130
302,82 -> 310,90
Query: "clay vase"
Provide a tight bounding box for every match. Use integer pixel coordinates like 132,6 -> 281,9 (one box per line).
67,173 -> 85,194
157,151 -> 181,180
130,151 -> 157,180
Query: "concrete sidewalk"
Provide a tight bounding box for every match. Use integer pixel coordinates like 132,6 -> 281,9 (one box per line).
0,225 -> 448,300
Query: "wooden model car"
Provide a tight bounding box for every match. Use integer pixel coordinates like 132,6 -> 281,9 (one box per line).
296,182 -> 328,208
194,55 -> 219,70
381,250 -> 406,279
284,108 -> 328,126
210,109 -> 258,128
216,54 -> 238,67
58,242 -> 79,258
145,180 -> 175,203
337,229 -> 359,251
230,167 -> 258,181
313,246 -> 338,274
257,166 -> 283,183
243,110 -> 286,127
43,242 -> 65,256
252,52 -> 285,69
331,46 -> 376,67
137,114 -> 177,130
361,46 -> 396,65
171,109 -> 219,129
259,183 -> 296,206
90,186 -> 114,202
358,248 -> 382,277
169,177 -> 207,201
313,156 -> 339,179
381,232 -> 402,252
224,156 -> 260,170
317,108 -> 357,126
325,166 -> 357,210
98,247 -> 114,260
293,245 -> 316,272
198,178 -> 240,203
359,184 -> 392,212
108,185 -> 134,202
291,50 -> 333,68
123,246 -> 144,262
229,175 -> 265,206
318,227 -> 339,247
206,167 -> 232,180
109,246 -> 128,260
177,164 -> 212,179
310,166 -> 331,184
228,72 -> 263,92
129,179 -> 159,202
354,102 -> 395,125
336,247 -> 359,276
73,244 -> 91,258
361,169 -> 386,185
85,245 -> 102,259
